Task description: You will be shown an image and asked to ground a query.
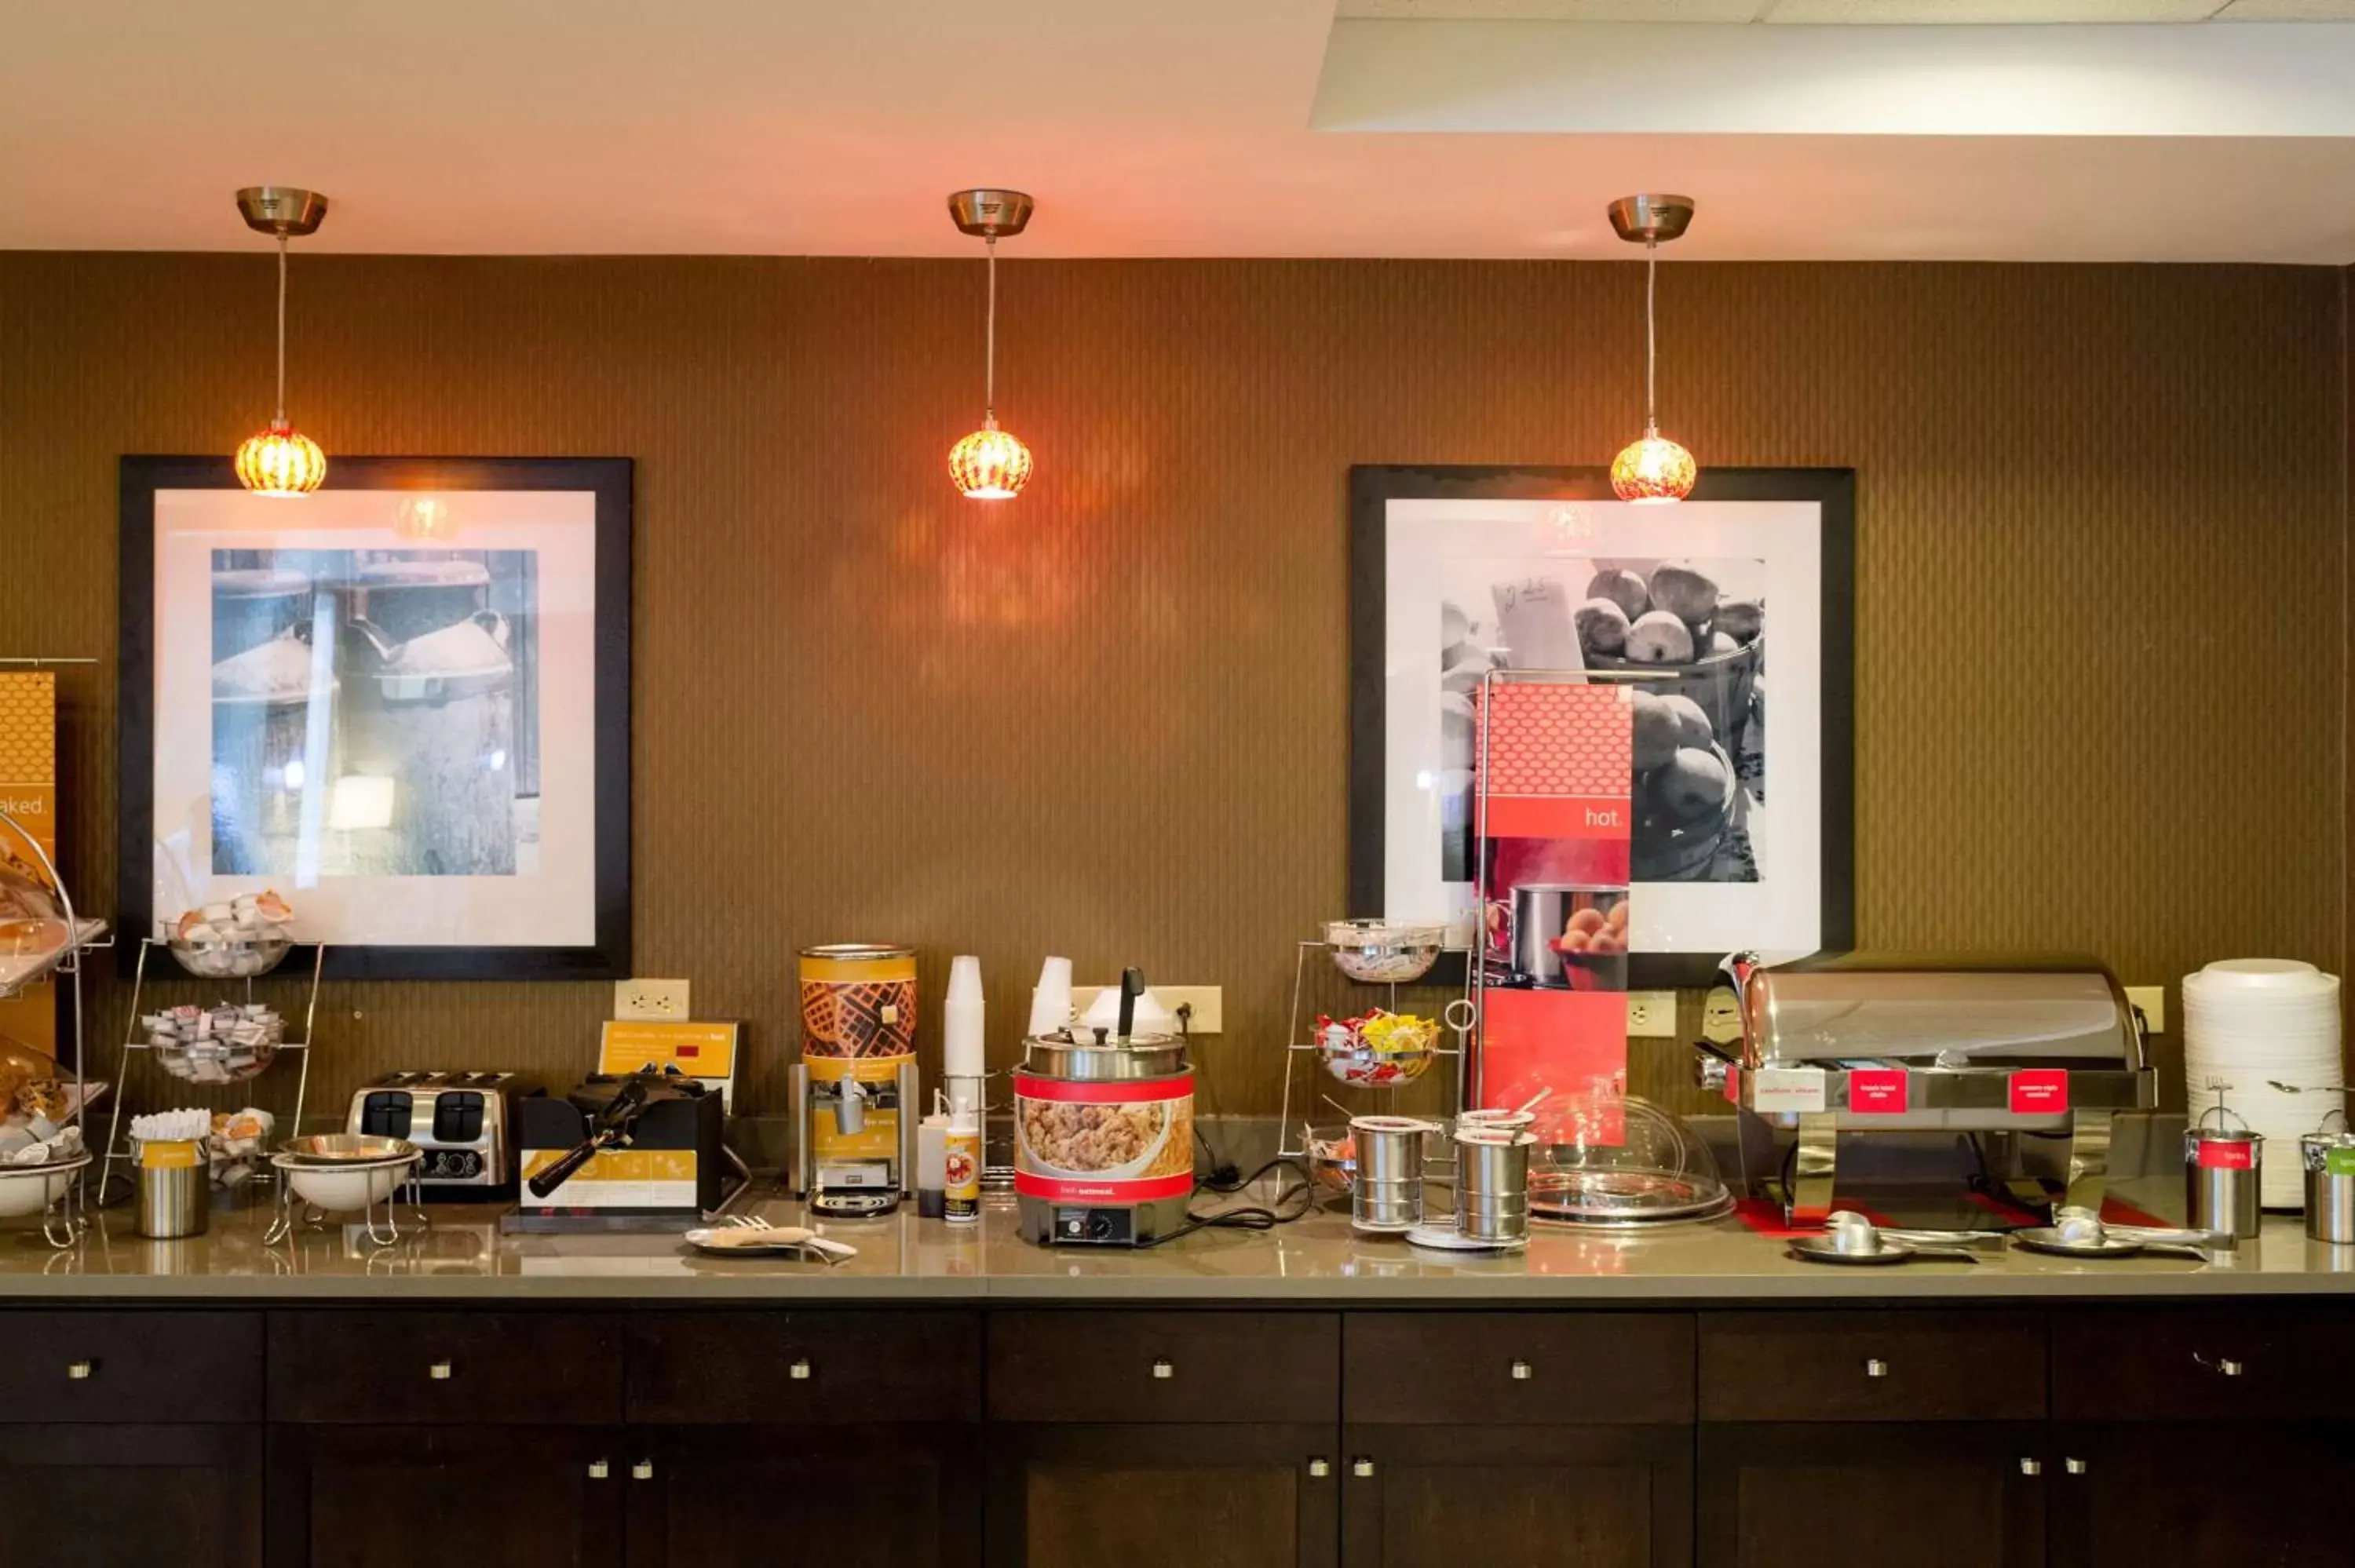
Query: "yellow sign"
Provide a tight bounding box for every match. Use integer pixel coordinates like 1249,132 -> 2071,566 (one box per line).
0,673 -> 58,1057
599,1020 -> 740,1107
521,1147 -> 700,1184
140,1140 -> 201,1170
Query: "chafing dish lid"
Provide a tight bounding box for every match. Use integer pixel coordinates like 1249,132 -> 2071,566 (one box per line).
1729,952 -> 2139,1069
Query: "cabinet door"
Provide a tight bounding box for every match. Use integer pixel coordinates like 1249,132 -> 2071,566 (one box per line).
987,1424 -> 1337,1568
0,1424 -> 259,1568
2049,1423 -> 2355,1568
267,1424 -> 625,1568
1342,1424 -> 1689,1568
1699,1423 -> 2046,1568
623,1424 -> 979,1568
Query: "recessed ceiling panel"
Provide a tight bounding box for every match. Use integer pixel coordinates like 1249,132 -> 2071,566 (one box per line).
1762,0 -> 2223,20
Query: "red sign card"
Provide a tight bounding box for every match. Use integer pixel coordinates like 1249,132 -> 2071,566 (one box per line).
2007,1069 -> 2068,1115
1847,1069 -> 1909,1114
2195,1138 -> 2256,1171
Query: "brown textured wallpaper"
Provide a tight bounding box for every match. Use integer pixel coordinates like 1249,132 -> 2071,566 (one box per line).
0,254 -> 2343,1128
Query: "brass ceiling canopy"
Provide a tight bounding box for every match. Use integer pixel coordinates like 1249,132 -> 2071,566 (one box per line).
236,187 -> 329,239
947,188 -> 1035,240
1607,194 -> 1695,246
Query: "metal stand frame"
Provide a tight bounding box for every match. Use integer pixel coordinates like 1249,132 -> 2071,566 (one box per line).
100,939 -> 325,1205
1276,943 -> 1473,1161
0,806 -> 111,1249
264,1159 -> 427,1248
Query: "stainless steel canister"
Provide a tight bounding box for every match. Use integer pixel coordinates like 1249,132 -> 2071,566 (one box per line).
1349,1115 -> 1430,1231
136,1162 -> 209,1240
1454,1126 -> 1534,1243
2301,1131 -> 2355,1244
2185,1122 -> 2263,1241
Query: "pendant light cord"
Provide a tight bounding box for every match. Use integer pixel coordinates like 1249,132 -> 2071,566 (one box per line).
1643,235 -> 1658,437
984,234 -> 999,426
273,232 -> 289,427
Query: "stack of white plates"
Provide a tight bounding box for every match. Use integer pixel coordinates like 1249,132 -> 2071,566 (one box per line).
2182,959 -> 2343,1209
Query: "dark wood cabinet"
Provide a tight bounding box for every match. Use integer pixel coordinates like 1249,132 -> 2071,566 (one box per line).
623,1422 -> 979,1568
268,1310 -> 625,1424
987,1423 -> 1338,1568
0,1423 -> 261,1568
2046,1423 -> 2355,1568
265,1424 -> 626,1568
1699,1423 -> 2047,1568
1700,1310 -> 2047,1423
1342,1424 -> 1689,1568
988,1311 -> 1340,1426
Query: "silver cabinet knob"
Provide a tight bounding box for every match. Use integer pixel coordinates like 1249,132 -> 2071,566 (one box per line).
1308,1458 -> 1331,1479
1510,1359 -> 1533,1381
631,1460 -> 654,1481
788,1358 -> 812,1381
1151,1358 -> 1175,1380
586,1460 -> 610,1479
1864,1358 -> 1889,1379
2065,1457 -> 2088,1475
2019,1458 -> 2043,1476
1351,1457 -> 1375,1479
429,1361 -> 453,1381
65,1361 -> 93,1380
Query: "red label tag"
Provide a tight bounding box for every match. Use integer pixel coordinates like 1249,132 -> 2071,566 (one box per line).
2008,1069 -> 2068,1114
1849,1070 -> 1908,1114
2196,1138 -> 2256,1171
1723,1063 -> 1740,1105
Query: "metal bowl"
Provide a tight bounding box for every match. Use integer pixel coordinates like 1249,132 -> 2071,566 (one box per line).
276,1134 -> 418,1166
1324,921 -> 1447,986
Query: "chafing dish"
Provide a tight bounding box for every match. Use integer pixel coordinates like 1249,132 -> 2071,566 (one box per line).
1698,951 -> 2155,1223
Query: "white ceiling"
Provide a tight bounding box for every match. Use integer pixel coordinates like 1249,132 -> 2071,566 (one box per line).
3,1 -> 2355,261
1342,1 -> 2355,18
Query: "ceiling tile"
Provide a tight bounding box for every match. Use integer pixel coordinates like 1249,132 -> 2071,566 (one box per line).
2211,0 -> 2355,16
1336,1 -> 1764,17
1762,0 -> 2223,19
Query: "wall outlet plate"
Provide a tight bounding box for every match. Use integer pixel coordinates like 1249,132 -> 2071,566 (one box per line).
1627,991 -> 1678,1038
615,978 -> 691,1023
1066,985 -> 1222,1035
2125,985 -> 2165,1035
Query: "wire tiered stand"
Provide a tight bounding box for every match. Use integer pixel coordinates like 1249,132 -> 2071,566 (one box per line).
1277,931 -> 1476,1172
0,808 -> 110,1247
98,937 -> 325,1207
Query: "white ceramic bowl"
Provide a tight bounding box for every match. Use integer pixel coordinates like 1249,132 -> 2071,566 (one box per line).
0,1154 -> 88,1217
282,1160 -> 412,1212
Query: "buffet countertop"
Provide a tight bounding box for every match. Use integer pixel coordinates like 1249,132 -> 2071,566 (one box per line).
4,1177 -> 2354,1301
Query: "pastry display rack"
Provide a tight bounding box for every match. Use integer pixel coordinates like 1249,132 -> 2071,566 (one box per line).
0,805 -> 111,1247
97,937 -> 324,1205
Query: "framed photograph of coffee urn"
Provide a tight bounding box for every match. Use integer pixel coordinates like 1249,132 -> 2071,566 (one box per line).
119,456 -> 632,980
1348,464 -> 1854,990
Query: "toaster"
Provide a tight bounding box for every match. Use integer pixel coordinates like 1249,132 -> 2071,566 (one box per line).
346,1070 -> 535,1195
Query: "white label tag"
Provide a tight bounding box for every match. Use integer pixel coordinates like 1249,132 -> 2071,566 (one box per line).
1748,1066 -> 1829,1114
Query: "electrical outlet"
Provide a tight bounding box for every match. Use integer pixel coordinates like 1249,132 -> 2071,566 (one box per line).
2126,985 -> 2165,1035
1627,991 -> 1678,1039
1065,985 -> 1223,1034
615,978 -> 690,1023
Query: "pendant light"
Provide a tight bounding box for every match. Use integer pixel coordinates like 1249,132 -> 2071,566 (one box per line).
945,188 -> 1035,501
1608,194 -> 1697,505
232,186 -> 330,497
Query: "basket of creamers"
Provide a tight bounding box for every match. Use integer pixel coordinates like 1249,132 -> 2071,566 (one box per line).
168,891 -> 294,979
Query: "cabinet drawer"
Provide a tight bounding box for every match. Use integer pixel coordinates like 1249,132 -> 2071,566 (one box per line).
268,1311 -> 622,1424
627,1310 -> 980,1424
2054,1307 -> 2355,1421
1345,1312 -> 1693,1425
988,1311 -> 1338,1424
1700,1311 -> 2045,1422
0,1311 -> 258,1421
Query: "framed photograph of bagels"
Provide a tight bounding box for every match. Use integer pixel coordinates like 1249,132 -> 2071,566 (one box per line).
1348,465 -> 1854,990
118,456 -> 632,981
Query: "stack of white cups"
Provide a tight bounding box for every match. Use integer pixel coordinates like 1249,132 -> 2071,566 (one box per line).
2182,958 -> 2343,1209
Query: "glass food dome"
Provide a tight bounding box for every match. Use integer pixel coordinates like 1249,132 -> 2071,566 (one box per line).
1528,1094 -> 1733,1226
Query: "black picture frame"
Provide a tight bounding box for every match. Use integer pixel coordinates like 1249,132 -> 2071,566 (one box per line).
119,455 -> 633,981
1347,464 -> 1855,991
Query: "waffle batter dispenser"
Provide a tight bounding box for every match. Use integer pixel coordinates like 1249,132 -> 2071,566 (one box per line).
790,943 -> 920,1217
